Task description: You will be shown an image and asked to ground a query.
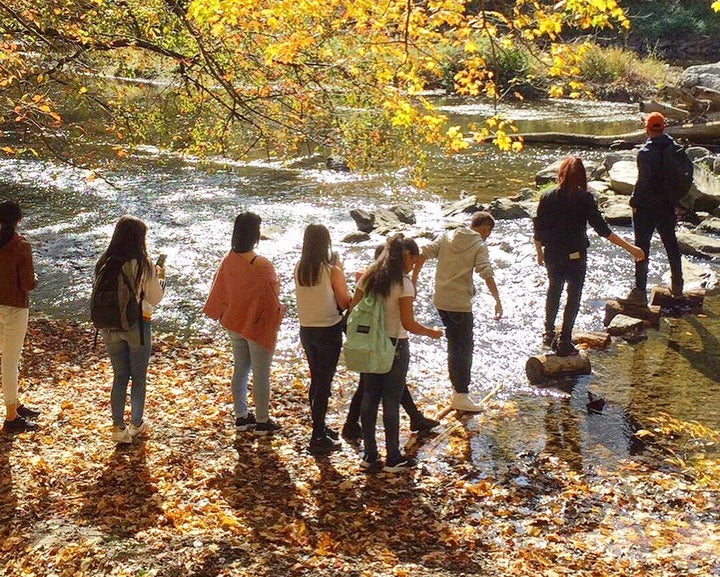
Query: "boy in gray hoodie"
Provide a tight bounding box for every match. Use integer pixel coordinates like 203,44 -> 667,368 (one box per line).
414,211 -> 502,411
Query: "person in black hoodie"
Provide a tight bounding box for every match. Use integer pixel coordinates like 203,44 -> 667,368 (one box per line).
0,199 -> 39,433
534,157 -> 644,356
624,112 -> 684,306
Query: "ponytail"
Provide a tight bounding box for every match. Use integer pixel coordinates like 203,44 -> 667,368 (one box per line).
0,199 -> 22,250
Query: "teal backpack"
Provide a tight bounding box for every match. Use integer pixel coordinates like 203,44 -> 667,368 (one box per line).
343,293 -> 396,374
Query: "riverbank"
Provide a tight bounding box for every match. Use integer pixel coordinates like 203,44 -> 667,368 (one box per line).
1,319 -> 719,576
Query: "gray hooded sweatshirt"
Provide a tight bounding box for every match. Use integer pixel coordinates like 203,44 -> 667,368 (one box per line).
422,228 -> 494,313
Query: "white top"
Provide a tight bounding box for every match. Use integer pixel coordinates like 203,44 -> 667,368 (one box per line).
122,259 -> 164,320
294,263 -> 343,327
359,275 -> 414,339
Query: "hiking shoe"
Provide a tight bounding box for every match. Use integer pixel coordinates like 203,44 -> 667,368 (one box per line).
619,288 -> 647,307
542,330 -> 556,348
253,419 -> 281,436
127,420 -> 150,438
383,456 -> 416,473
308,434 -> 342,454
324,426 -> 339,441
450,393 -> 483,413
360,453 -> 382,471
111,426 -> 132,444
410,415 -> 440,433
3,416 -> 37,433
341,421 -> 362,443
555,340 -> 579,357
17,404 -> 41,419
235,413 -> 256,432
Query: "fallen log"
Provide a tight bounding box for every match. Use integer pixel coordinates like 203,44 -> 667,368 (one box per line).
516,121 -> 720,148
526,352 -> 591,384
604,300 -> 661,328
639,100 -> 691,120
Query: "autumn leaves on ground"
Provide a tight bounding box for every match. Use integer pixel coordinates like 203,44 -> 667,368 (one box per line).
1,320 -> 719,576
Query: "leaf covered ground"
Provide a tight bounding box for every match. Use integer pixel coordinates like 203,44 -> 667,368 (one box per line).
1,320 -> 719,577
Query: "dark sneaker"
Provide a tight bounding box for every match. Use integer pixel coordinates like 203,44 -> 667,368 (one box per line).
17,404 -> 41,419
383,456 -> 416,473
555,340 -> 579,357
3,416 -> 37,433
253,419 -> 281,436
324,426 -> 339,441
619,288 -> 647,307
360,453 -> 382,471
341,421 -> 362,443
542,331 -> 556,348
308,434 -> 341,454
235,413 -> 256,432
410,416 -> 440,434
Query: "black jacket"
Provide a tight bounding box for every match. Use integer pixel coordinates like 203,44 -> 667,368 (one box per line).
630,133 -> 676,210
533,187 -> 612,255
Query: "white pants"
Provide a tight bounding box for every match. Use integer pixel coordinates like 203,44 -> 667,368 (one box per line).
0,305 -> 29,407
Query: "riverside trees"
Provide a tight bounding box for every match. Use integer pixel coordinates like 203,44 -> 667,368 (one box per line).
0,1 -> 718,170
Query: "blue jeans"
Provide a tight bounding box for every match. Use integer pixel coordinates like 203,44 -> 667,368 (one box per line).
228,331 -> 273,423
361,339 -> 409,462
438,310 -> 473,394
104,322 -> 152,428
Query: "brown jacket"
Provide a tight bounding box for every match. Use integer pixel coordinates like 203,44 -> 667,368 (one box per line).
0,234 -> 37,308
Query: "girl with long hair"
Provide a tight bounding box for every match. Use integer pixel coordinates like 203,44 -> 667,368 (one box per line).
204,212 -> 285,436
0,199 -> 39,433
96,215 -> 165,443
533,156 -> 644,356
351,235 -> 442,472
295,224 -> 351,453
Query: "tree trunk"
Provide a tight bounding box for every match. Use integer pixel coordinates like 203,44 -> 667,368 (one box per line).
525,353 -> 591,384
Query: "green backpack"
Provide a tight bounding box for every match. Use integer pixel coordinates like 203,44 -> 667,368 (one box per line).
343,293 -> 396,374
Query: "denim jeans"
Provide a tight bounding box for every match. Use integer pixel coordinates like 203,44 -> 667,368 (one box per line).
438,310 -> 473,394
633,206 -> 683,294
543,249 -> 587,342
228,331 -> 273,423
360,339 -> 409,462
0,305 -> 29,407
104,321 -> 152,428
300,322 -> 343,438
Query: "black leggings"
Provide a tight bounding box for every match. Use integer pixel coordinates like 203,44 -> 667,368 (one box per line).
544,249 -> 587,342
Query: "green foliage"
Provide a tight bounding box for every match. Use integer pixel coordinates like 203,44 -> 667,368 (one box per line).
578,44 -> 669,91
625,0 -> 720,41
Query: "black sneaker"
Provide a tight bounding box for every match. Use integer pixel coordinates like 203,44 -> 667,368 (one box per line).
555,340 -> 579,357
360,453 -> 382,471
410,416 -> 440,434
308,434 -> 341,454
341,421 -> 362,443
383,456 -> 416,473
3,416 -> 37,433
235,413 -> 256,432
253,419 -> 281,436
324,426 -> 339,441
542,331 -> 556,348
17,404 -> 41,419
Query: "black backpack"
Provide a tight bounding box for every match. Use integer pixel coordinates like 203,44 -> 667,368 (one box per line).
90,256 -> 142,331
660,142 -> 694,203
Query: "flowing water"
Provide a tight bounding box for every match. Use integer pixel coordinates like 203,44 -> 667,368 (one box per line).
3,97 -> 720,472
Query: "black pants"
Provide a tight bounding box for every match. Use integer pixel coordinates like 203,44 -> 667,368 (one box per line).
632,206 -> 683,293
544,249 -> 587,342
346,373 -> 422,426
438,310 -> 473,394
360,339 -> 409,462
300,322 -> 343,439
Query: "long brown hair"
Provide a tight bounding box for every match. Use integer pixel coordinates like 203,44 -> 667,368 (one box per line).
297,223 -> 332,287
557,156 -> 588,197
362,234 -> 406,298
95,215 -> 152,280
0,199 -> 22,250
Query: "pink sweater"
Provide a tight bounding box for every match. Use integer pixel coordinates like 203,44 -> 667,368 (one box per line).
204,252 -> 285,351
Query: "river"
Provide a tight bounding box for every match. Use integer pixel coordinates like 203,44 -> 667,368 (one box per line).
2,97 -> 719,472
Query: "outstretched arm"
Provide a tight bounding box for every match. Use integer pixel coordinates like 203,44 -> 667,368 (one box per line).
607,232 -> 645,262
484,276 -> 503,320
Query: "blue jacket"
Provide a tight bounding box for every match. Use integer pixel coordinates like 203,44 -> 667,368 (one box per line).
630,133 -> 676,210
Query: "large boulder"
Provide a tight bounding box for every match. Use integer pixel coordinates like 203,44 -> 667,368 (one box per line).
680,61 -> 720,93
676,230 -> 720,259
488,197 -> 531,220
535,158 -> 605,186
697,217 -> 720,236
442,195 -> 481,218
662,259 -> 717,290
604,150 -> 637,171
389,204 -> 416,225
601,197 -> 633,226
349,208 -> 375,233
608,161 -> 637,195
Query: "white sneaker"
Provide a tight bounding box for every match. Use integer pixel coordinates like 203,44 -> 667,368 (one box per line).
112,427 -> 132,444
450,393 -> 483,413
127,420 -> 150,438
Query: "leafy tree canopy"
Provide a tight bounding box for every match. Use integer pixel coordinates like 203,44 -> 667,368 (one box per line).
0,1 -> 718,171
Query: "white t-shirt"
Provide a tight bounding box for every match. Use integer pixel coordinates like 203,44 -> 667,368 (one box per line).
360,275 -> 414,339
294,263 -> 343,327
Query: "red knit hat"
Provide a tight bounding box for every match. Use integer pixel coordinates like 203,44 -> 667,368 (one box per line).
645,112 -> 666,132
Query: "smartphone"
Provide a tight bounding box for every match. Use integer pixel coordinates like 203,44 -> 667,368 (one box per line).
156,254 -> 167,267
